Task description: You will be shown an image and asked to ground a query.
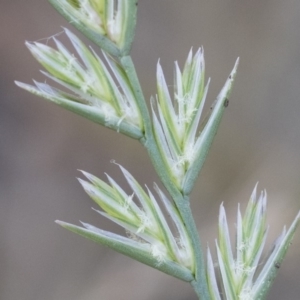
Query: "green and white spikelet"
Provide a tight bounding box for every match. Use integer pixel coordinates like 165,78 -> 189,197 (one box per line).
151,48 -> 239,194
56,164 -> 195,281
48,0 -> 138,56
15,29 -> 143,139
206,185 -> 300,300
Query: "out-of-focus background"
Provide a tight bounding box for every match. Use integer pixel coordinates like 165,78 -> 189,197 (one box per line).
1,1 -> 300,299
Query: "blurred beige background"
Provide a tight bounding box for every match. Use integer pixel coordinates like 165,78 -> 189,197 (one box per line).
1,0 -> 300,299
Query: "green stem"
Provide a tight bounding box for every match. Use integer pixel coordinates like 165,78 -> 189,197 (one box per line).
120,56 -> 181,206
181,196 -> 210,300
120,55 -> 210,300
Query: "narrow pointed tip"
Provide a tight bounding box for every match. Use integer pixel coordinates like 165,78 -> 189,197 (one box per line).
77,177 -> 86,184
64,27 -> 74,39
80,221 -> 92,229
230,57 -> 240,76
195,47 -> 201,56
25,41 -> 37,53
234,57 -> 240,68
152,182 -> 159,191
156,59 -> 163,75
77,169 -> 92,179
251,183 -> 258,202
207,246 -> 212,259
262,189 -> 268,208
187,47 -> 193,58
115,161 -> 125,172
25,40 -> 33,47
150,95 -> 156,106
77,178 -> 91,191
114,163 -> 128,179
288,210 -> 300,231
214,238 -> 219,247
15,81 -> 36,92
219,202 -> 226,221
94,210 -> 107,219
55,220 -> 66,226
76,177 -> 83,183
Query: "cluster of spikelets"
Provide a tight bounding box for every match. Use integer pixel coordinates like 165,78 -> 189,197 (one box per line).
50,0 -> 137,55
152,49 -> 238,193
58,166 -> 300,296
16,0 -> 300,299
59,0 -> 127,45
57,164 -> 196,281
15,26 -> 239,194
14,24 -> 235,281
16,28 -> 144,139
207,186 -> 300,300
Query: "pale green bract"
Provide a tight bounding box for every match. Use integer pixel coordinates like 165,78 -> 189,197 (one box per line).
16,0 -> 300,299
